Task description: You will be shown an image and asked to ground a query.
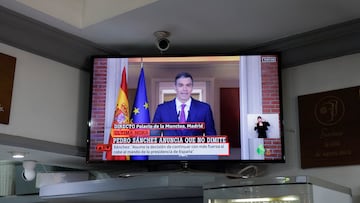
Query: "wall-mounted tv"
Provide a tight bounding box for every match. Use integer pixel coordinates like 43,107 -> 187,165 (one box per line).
87,54 -> 284,168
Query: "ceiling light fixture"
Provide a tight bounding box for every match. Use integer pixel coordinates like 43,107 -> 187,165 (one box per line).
10,152 -> 27,159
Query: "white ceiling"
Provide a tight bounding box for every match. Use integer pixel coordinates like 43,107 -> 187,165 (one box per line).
10,0 -> 159,29
1,0 -> 360,169
2,0 -> 360,54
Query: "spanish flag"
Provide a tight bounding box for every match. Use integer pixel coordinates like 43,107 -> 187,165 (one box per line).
106,67 -> 130,160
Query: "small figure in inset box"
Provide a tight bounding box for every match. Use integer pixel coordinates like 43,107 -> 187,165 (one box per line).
254,116 -> 270,138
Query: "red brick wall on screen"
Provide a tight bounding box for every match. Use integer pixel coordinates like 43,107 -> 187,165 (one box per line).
89,58 -> 107,160
261,55 -> 282,160
261,56 -> 280,114
264,139 -> 283,160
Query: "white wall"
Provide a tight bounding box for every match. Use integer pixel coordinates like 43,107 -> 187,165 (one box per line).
265,53 -> 360,202
0,43 -> 89,147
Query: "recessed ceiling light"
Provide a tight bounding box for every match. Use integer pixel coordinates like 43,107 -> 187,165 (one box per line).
9,152 -> 27,159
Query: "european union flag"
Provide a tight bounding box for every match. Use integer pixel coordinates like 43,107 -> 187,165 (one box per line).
130,67 -> 150,160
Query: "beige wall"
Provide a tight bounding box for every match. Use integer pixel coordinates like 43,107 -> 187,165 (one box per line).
266,52 -> 360,202
0,42 -> 89,147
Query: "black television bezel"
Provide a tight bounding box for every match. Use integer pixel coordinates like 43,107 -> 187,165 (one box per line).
86,53 -> 285,171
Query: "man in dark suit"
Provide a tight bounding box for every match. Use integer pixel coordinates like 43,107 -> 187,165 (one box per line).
152,72 -> 217,136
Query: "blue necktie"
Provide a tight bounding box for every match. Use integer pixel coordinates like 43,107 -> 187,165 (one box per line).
179,104 -> 186,123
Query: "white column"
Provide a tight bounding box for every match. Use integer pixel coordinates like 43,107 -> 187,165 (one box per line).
240,56 -> 262,160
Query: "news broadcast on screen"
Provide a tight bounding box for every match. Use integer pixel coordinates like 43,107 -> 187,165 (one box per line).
87,55 -> 284,163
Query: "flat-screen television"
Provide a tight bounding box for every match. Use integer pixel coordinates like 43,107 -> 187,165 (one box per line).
87,54 -> 284,170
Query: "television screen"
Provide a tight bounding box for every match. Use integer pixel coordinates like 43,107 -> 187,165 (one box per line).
87,54 -> 284,165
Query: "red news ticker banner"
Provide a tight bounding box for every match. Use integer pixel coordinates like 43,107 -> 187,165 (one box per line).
96,122 -> 230,156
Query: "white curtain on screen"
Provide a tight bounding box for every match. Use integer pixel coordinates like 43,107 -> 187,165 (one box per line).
239,55 -> 262,160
